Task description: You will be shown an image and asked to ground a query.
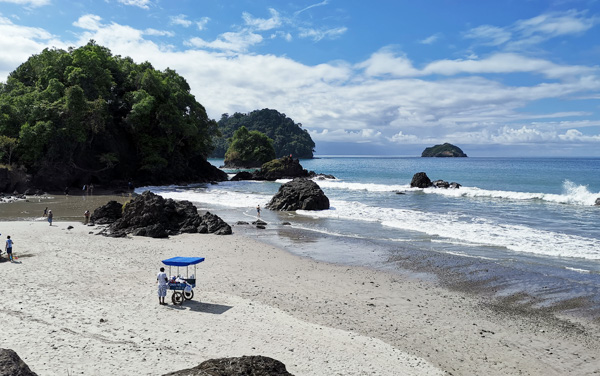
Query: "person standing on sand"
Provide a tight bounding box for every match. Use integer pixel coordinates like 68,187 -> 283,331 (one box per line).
43,207 -> 48,217
256,205 -> 261,218
84,210 -> 90,224
157,267 -> 168,305
5,235 -> 14,262
48,210 -> 53,226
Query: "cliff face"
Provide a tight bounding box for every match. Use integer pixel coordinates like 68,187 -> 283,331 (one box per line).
421,143 -> 468,157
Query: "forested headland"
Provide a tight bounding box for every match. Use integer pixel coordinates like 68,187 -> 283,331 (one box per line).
0,41 -> 226,191
211,109 -> 315,159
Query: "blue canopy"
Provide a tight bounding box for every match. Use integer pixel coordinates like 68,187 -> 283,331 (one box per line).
162,257 -> 205,267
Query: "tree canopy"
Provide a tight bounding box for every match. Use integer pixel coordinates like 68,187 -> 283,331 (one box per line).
223,126 -> 276,168
0,41 -> 224,188
212,109 -> 315,159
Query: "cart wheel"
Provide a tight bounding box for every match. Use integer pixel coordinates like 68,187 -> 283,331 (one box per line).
183,289 -> 194,300
172,292 -> 184,305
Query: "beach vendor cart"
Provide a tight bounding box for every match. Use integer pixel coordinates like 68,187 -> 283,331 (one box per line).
161,256 -> 204,305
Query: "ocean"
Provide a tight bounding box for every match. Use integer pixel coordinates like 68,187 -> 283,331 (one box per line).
142,156 -> 600,317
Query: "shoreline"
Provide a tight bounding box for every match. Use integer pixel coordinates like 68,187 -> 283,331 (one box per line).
1,219 -> 599,375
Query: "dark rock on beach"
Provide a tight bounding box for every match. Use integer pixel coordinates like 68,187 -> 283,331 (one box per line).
267,178 -> 330,211
0,348 -> 39,376
198,212 -> 232,235
162,355 -> 294,376
99,191 -> 231,237
596,198 -> 600,206
90,200 -> 123,225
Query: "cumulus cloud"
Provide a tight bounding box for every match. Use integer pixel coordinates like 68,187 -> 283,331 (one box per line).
143,28 -> 174,37
73,14 -> 103,31
1,9 -> 599,155
170,14 -> 192,28
118,0 -> 152,9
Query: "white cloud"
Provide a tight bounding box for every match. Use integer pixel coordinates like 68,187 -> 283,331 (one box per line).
170,14 -> 192,28
0,16 -> 64,79
1,12 -> 599,154
419,33 -> 441,45
243,8 -> 282,31
0,0 -> 49,7
143,28 -> 174,37
298,26 -> 347,41
294,0 -> 329,17
196,17 -> 210,31
118,0 -> 151,9
464,25 -> 512,46
465,10 -> 599,51
73,14 -> 103,31
186,30 -> 263,53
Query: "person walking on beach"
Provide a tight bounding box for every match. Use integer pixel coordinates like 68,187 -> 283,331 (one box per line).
157,267 -> 169,305
5,235 -> 14,262
256,205 -> 261,218
84,210 -> 90,224
43,207 -> 48,217
48,210 -> 53,226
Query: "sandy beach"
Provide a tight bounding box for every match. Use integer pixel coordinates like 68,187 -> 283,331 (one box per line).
0,219 -> 599,375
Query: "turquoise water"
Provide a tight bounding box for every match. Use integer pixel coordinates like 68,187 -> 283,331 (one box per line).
142,157 -> 600,314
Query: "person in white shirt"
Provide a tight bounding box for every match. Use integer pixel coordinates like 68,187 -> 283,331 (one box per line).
156,267 -> 168,305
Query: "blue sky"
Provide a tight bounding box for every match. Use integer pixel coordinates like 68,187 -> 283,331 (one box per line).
1,0 -> 600,156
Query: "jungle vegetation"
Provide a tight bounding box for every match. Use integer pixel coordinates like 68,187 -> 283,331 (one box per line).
0,41 -> 224,189
211,109 -> 315,159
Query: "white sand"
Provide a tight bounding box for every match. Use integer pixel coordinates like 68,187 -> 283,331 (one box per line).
0,220 -> 599,375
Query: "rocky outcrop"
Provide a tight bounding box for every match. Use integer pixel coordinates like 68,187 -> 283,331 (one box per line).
0,167 -> 32,194
411,172 -> 460,189
163,355 -> 294,376
0,348 -> 38,376
90,200 -> 124,224
595,198 -> 600,206
267,178 -> 330,211
98,191 -> 231,237
228,156 -> 335,182
254,156 -> 309,180
198,212 -> 232,235
421,143 -> 467,157
411,172 -> 432,188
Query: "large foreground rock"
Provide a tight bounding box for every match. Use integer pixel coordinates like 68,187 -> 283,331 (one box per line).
102,191 -> 231,237
163,355 -> 294,376
267,178 -> 329,211
90,200 -> 124,224
0,348 -> 38,376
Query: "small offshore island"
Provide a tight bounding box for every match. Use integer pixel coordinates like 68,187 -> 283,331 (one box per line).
421,143 -> 468,157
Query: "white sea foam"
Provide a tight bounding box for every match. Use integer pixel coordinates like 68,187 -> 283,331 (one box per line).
141,185 -> 271,208
297,200 -> 600,260
316,179 -> 599,206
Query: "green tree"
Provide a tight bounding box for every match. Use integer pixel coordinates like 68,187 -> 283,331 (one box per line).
0,135 -> 17,165
224,126 -> 276,168
212,108 -> 315,159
